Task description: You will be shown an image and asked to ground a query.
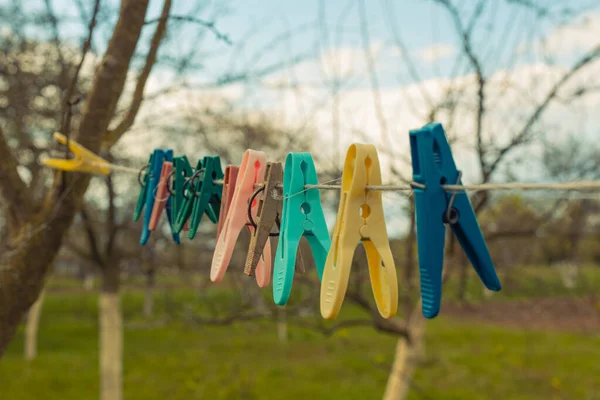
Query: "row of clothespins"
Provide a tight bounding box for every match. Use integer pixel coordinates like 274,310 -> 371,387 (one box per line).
43,122 -> 502,320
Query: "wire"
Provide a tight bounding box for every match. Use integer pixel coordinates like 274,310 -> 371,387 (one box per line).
57,161 -> 600,193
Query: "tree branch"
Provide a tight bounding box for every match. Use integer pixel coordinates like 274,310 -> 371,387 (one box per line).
144,15 -> 232,46
486,42 -> 600,179
103,0 -> 172,148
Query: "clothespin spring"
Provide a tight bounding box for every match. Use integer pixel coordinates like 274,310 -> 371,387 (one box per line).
443,171 -> 462,225
246,186 -> 280,237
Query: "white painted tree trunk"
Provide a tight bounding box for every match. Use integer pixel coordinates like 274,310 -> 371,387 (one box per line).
99,293 -> 122,400
24,288 -> 45,361
382,302 -> 425,400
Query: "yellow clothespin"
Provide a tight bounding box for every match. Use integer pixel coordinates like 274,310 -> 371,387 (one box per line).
320,144 -> 398,320
42,132 -> 111,175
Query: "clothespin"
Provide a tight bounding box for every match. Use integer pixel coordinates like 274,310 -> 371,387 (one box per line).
172,157 -> 221,238
320,144 -> 398,320
245,162 -> 306,278
272,153 -> 330,306
210,150 -> 272,287
409,122 -> 501,318
133,149 -> 180,245
216,165 -> 239,240
170,155 -> 194,233
187,156 -> 223,239
149,161 -> 172,230
42,132 -> 111,175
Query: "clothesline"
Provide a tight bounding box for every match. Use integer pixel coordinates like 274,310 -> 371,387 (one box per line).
84,160 -> 600,193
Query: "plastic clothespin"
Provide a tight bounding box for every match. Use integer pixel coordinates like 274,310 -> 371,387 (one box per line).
245,162 -> 305,278
210,150 -> 272,288
409,122 -> 501,318
172,158 -> 203,234
216,165 -> 239,240
133,149 -> 180,245
42,132 -> 111,175
149,161 -> 172,230
272,153 -> 330,306
170,155 -> 194,233
187,156 -> 223,239
320,144 -> 398,320
173,157 -> 221,238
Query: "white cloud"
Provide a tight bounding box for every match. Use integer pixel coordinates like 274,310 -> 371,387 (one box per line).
416,43 -> 456,63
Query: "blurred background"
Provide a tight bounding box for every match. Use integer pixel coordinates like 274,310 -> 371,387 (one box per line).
0,0 -> 599,399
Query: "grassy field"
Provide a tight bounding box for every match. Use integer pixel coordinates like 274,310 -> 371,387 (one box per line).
1,269 -> 599,400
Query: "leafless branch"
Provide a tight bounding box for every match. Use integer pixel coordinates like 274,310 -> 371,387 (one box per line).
144,15 -> 232,46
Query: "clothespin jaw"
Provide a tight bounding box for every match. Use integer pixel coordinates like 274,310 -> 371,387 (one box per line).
42,132 -> 111,175
320,144 -> 398,320
138,149 -> 179,245
273,153 -> 330,306
187,156 -> 223,240
210,149 -> 272,287
410,122 -> 501,318
216,165 -> 239,240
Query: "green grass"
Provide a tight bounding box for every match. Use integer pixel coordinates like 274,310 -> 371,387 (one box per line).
1,287 -> 599,400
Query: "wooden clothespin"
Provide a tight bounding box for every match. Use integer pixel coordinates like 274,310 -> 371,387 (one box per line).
245,162 -> 305,277
320,144 -> 398,320
42,132 -> 111,175
210,150 -> 272,287
272,153 -> 330,306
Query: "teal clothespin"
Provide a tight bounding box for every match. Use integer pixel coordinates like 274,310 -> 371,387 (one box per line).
134,149 -> 180,245
187,156 -> 223,239
273,153 -> 331,305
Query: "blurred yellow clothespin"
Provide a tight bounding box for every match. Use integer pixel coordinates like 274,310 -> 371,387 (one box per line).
42,132 -> 111,176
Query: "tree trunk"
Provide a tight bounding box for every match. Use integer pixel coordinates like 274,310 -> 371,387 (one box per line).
99,265 -> 122,400
24,288 -> 46,361
0,0 -> 151,356
382,301 -> 425,400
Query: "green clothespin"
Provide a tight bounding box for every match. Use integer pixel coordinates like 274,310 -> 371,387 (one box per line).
171,155 -> 194,232
187,156 -> 223,239
172,157 -> 201,234
133,153 -> 154,222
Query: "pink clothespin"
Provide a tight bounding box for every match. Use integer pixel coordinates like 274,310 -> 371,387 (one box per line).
216,165 -> 239,240
149,161 -> 172,231
210,150 -> 272,287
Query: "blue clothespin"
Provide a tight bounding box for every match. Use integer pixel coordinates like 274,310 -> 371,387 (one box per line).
410,123 -> 501,318
273,153 -> 331,306
134,149 -> 180,245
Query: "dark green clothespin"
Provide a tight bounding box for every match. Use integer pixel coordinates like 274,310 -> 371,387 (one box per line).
172,157 -> 202,234
134,153 -> 154,222
171,155 -> 194,233
187,156 -> 223,239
